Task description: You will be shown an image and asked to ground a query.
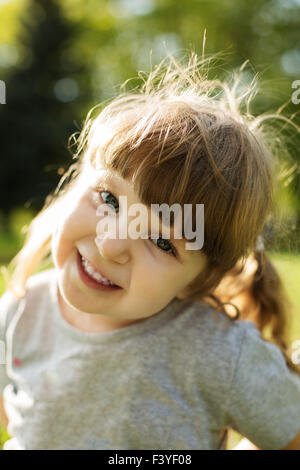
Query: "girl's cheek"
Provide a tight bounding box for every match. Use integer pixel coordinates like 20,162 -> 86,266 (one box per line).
51,227 -> 67,268
51,215 -> 77,267
135,257 -> 171,289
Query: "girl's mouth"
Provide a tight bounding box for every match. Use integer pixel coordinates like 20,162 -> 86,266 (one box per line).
76,250 -> 122,292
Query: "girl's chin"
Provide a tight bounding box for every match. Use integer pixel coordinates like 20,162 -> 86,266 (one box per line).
59,284 -> 103,315
57,268 -> 117,315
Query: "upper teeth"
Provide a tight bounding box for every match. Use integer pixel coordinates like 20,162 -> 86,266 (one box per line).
81,256 -> 116,286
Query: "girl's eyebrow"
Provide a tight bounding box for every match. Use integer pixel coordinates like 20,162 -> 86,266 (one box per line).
96,172 -> 136,199
95,173 -> 121,190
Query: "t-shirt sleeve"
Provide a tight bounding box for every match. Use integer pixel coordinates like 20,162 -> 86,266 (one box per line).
225,322 -> 300,450
0,291 -> 17,394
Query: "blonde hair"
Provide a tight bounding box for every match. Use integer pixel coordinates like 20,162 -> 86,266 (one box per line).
2,52 -> 299,373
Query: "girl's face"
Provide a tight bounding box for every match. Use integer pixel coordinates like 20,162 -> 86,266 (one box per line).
51,162 -> 207,330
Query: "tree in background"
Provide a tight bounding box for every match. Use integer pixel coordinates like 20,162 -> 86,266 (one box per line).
0,0 -> 91,232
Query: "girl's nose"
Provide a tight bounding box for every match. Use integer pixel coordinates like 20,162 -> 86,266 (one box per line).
95,234 -> 130,264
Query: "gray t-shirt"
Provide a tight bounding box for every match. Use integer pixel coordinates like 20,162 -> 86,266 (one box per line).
0,268 -> 300,450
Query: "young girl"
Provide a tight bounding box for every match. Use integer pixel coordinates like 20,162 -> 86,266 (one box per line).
1,54 -> 300,450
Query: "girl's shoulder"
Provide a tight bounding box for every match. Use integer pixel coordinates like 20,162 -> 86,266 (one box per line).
176,296 -> 260,351
0,289 -> 20,337
181,298 -> 300,449
25,267 -> 56,290
176,296 -> 293,379
0,268 -> 56,336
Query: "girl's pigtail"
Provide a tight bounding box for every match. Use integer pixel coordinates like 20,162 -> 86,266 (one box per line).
250,245 -> 300,374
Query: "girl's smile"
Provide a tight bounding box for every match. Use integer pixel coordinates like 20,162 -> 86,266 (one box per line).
77,249 -> 123,291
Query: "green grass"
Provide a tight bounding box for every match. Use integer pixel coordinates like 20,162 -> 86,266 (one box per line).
0,251 -> 300,449
0,425 -> 9,450
270,252 -> 300,340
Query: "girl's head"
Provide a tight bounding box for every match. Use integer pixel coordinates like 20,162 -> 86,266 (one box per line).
3,54 -> 279,323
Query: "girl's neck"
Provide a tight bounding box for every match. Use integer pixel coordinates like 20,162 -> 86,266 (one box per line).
56,286 -> 145,334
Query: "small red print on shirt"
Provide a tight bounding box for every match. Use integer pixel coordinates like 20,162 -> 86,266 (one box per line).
13,357 -> 21,366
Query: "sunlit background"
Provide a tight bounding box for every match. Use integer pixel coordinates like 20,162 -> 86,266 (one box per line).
0,0 -> 300,450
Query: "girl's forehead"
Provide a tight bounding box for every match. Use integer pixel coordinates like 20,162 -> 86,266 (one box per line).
86,162 -> 135,192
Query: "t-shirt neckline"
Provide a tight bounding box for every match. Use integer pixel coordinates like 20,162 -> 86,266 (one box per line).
48,268 -> 182,344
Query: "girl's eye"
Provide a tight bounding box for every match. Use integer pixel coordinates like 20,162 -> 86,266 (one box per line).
100,191 -> 119,212
151,237 -> 176,257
